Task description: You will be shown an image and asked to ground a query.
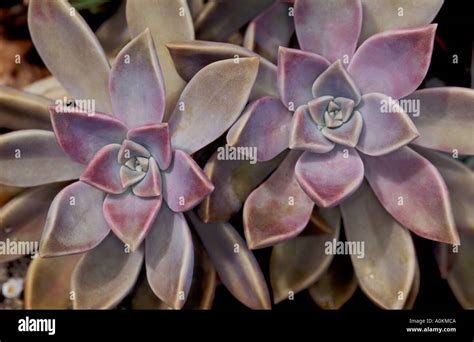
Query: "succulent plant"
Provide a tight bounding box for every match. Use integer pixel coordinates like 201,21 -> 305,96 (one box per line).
0,0 -> 274,310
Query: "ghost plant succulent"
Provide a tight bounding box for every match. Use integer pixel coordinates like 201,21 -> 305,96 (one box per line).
0,0 -> 275,310
164,0 -> 474,309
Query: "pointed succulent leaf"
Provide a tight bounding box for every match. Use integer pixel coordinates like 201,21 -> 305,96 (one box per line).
278,47 -> 330,109
227,97 -> 292,162
313,61 -> 361,103
0,184 -> 64,263
127,124 -> 172,169
341,181 -> 416,309
348,25 -> 436,99
103,190 -> 162,251
243,2 -> 294,64
270,208 -> 341,304
198,151 -> 284,223
294,0 -> 362,62
194,0 -> 273,41
95,0 -> 128,57
295,146 -> 364,208
0,86 -> 51,130
133,158 -> 162,197
169,58 -> 259,154
25,254 -> 82,309
405,88 -> 474,154
359,0 -> 443,43
145,204 -> 194,309
50,108 -> 128,164
188,212 -> 271,310
356,93 -> 419,156
413,146 -> 474,233
80,144 -> 124,194
167,40 -> 278,100
289,105 -> 335,153
127,0 -> 194,117
40,182 -> 110,257
321,111 -> 364,147
308,254 -> 358,310
162,150 -> 214,212
72,234 -> 144,309
447,231 -> 474,309
28,0 -> 112,113
110,29 -> 166,128
0,130 -> 84,186
363,147 -> 459,244
243,151 -> 314,249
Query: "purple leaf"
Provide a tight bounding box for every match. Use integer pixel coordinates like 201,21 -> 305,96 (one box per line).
40,182 -> 110,257
295,146 -> 364,207
321,111 -> 363,147
363,147 -> 459,244
127,124 -> 172,169
243,151 -> 314,249
110,29 -> 166,128
133,157 -> 162,197
356,93 -> 419,156
227,96 -> 292,162
162,150 -> 214,212
103,190 -> 162,250
348,25 -> 436,99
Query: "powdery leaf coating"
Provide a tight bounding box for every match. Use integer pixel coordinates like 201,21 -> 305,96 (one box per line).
188,212 -> 271,310
244,150 -> 314,249
341,181 -> 416,309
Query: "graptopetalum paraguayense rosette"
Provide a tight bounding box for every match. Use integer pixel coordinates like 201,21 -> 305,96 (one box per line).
0,0 -> 272,310
166,0 -> 474,309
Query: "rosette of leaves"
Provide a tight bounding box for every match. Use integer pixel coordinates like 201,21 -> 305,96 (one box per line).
0,0 -> 271,310
167,0 -> 473,309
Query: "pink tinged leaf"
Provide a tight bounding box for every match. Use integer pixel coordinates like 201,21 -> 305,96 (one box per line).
312,60 -> 361,103
322,111 -> 364,147
243,2 -> 294,64
243,150 -> 314,249
28,0 -> 112,113
25,254 -> 82,309
447,231 -> 474,309
308,254 -> 358,310
0,130 -> 84,187
120,165 -> 146,188
294,0 -> 362,62
133,158 -> 162,197
166,40 -> 278,100
162,150 -> 214,212
308,96 -> 334,127
0,86 -> 52,130
126,0 -> 194,118
413,146 -> 474,233
348,25 -> 436,99
110,29 -> 166,128
270,208 -> 341,304
362,147 -> 459,244
0,184 -> 64,263
127,124 -> 172,169
80,144 -> 125,194
72,233 -> 144,309
227,96 -> 292,162
188,212 -> 271,310
405,87 -> 474,154
118,139 -> 150,164
356,93 -> 419,156
289,105 -> 335,153
359,0 -> 443,43
103,190 -> 162,251
145,204 -> 194,309
169,58 -> 259,154
49,108 -> 128,164
295,146 -> 364,208
198,151 -> 284,223
278,47 -> 330,109
341,181 -> 416,309
40,182 -> 110,257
